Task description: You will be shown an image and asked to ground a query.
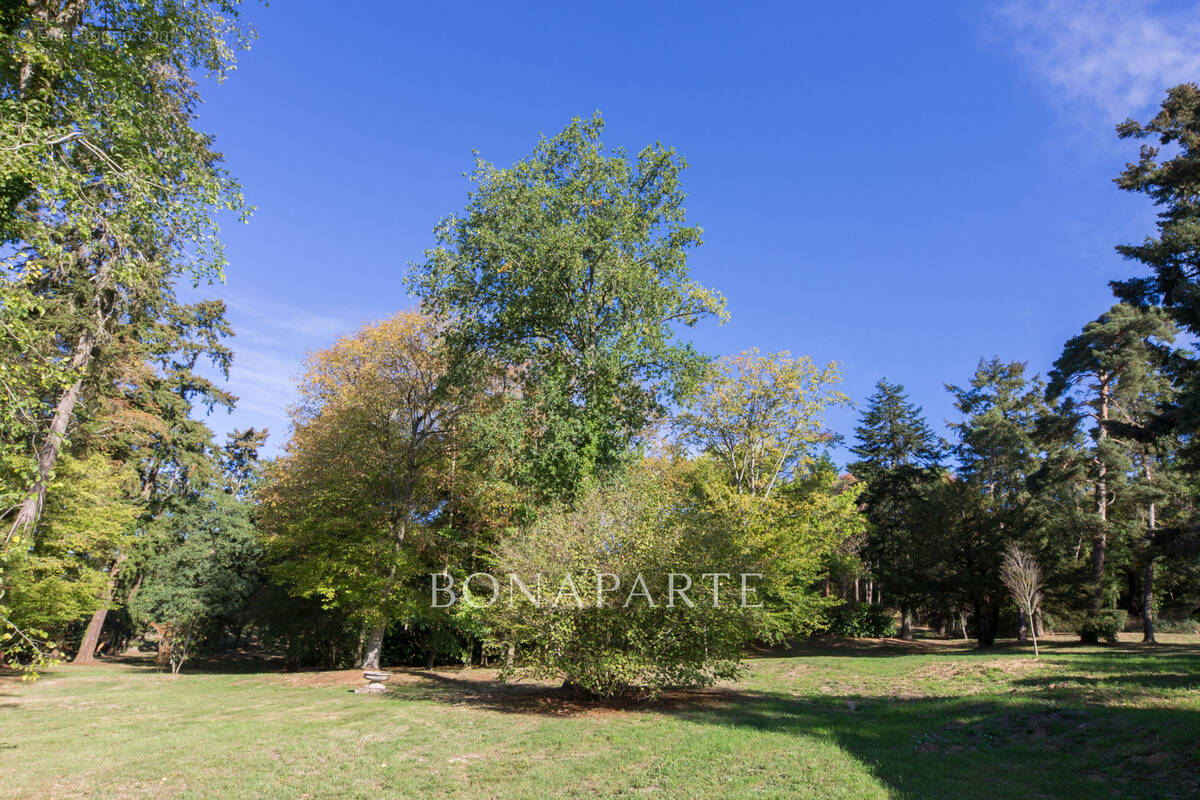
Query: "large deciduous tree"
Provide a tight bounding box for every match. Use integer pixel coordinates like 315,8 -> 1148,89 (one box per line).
1,0 -> 250,542
258,312 -> 468,670
409,113 -> 727,501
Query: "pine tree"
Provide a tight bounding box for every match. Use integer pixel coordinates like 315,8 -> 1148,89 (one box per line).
1111,83 -> 1200,466
1046,303 -> 1178,629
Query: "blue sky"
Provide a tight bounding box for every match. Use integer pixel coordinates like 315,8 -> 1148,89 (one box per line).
188,0 -> 1200,463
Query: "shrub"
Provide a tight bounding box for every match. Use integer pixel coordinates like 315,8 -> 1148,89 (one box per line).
1154,617 -> 1200,635
1079,609 -> 1127,644
486,467 -> 758,697
823,601 -> 897,638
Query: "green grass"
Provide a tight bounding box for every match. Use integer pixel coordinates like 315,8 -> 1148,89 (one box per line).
2,633 -> 1199,799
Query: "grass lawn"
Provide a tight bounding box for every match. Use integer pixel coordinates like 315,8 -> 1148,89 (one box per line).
2,633 -> 1198,799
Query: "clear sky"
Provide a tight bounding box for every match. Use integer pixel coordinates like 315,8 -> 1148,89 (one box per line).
187,0 -> 1200,463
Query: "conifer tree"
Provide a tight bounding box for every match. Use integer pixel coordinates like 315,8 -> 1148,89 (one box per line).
848,379 -> 944,638
1046,303 -> 1177,628
945,358 -> 1045,646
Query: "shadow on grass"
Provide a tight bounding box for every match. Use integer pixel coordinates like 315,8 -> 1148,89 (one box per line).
53,651 -> 287,676
393,651 -> 1200,800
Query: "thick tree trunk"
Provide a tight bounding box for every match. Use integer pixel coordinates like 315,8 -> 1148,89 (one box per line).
1017,608 -> 1028,641
361,624 -> 385,670
73,553 -> 125,664
900,606 -> 914,640
1033,607 -> 1044,638
73,609 -> 108,664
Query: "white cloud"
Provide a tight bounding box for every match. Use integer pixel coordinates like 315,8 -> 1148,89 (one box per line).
189,295 -> 365,455
986,0 -> 1200,123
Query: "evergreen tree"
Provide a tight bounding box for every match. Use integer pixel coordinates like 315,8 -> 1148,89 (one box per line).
1111,83 -> 1200,465
1046,303 -> 1178,630
945,358 -> 1045,646
848,379 -> 945,638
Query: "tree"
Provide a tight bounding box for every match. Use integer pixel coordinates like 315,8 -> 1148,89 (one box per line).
945,358 -> 1046,647
1000,543 -> 1043,656
848,379 -> 945,638
258,312 -> 470,670
1,0 -> 251,541
674,349 -> 847,498
131,490 -> 262,674
4,453 -> 138,652
409,113 -> 727,501
1046,303 -> 1177,621
1111,83 -> 1200,466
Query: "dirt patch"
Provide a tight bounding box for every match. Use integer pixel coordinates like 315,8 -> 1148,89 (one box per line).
909,658 -> 1041,682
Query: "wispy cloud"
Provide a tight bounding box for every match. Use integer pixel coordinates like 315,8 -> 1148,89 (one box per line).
985,0 -> 1200,123
189,295 -> 367,455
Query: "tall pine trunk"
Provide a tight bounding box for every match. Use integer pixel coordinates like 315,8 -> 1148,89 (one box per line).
1091,378 -> 1111,613
1142,490 -> 1157,644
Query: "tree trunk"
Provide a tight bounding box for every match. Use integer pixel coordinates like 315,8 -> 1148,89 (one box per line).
1033,607 -> 1044,638
73,609 -> 108,664
361,624 -> 385,670
72,553 -> 125,664
6,330 -> 95,547
974,600 -> 997,648
1017,608 -> 1028,641
1142,555 -> 1157,645
1143,473 -> 1157,644
900,606 -> 913,640
1091,378 -> 1110,614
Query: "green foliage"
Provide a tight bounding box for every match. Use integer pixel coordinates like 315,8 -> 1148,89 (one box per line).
821,601 -> 897,638
488,462 -> 756,697
4,453 -> 138,641
942,358 -> 1046,645
410,113 -> 726,500
0,0 -> 251,541
675,349 -> 848,497
1079,609 -> 1128,644
1111,83 -> 1200,467
732,459 -> 865,641
849,379 -> 945,615
131,491 -> 262,673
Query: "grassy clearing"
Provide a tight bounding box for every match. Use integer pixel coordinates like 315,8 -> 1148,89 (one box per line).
2,633 -> 1198,799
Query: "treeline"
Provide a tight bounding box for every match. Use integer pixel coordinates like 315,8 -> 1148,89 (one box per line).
3,3 -> 1199,694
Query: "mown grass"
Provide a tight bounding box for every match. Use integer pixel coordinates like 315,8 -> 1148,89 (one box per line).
1,633 -> 1198,799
